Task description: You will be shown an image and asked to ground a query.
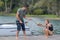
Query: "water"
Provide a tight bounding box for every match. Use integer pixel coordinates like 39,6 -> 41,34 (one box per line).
0,16 -> 60,36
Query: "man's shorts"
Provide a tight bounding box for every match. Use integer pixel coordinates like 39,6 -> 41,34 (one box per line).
16,20 -> 25,31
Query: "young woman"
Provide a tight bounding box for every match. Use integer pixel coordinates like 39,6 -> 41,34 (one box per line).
37,19 -> 53,38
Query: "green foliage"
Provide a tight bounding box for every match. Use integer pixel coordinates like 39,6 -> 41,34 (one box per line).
0,1 -> 4,7
0,0 -> 60,16
33,9 -> 44,15
12,7 -> 18,13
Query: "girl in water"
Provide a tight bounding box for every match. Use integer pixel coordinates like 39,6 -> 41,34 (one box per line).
37,19 -> 53,38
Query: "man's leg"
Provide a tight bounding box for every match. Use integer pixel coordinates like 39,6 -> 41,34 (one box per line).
16,21 -> 21,40
23,31 -> 26,36
16,31 -> 19,40
21,23 -> 27,40
23,31 -> 27,40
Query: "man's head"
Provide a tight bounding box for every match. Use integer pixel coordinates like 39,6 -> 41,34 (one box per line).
45,19 -> 49,24
23,4 -> 29,10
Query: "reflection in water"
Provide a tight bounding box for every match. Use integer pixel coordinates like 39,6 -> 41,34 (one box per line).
0,16 -> 60,35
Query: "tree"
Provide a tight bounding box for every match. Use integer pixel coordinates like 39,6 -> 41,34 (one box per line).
4,0 -> 8,13
0,0 -> 4,11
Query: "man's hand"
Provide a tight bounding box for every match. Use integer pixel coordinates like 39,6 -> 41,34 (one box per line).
24,16 -> 32,20
19,21 -> 23,24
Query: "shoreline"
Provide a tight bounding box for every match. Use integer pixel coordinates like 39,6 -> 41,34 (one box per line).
0,15 -> 60,20
44,18 -> 60,20
0,35 -> 60,40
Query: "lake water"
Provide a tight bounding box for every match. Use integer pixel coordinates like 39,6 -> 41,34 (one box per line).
0,16 -> 60,36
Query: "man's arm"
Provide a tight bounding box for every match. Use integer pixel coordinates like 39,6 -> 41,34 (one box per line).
16,12 -> 22,23
23,15 -> 32,21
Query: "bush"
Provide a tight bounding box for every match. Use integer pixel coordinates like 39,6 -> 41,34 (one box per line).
33,9 -> 44,15
12,7 -> 19,13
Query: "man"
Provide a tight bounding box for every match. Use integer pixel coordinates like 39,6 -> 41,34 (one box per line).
16,4 -> 29,40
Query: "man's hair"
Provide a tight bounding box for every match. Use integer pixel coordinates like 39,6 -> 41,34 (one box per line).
23,4 -> 29,8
